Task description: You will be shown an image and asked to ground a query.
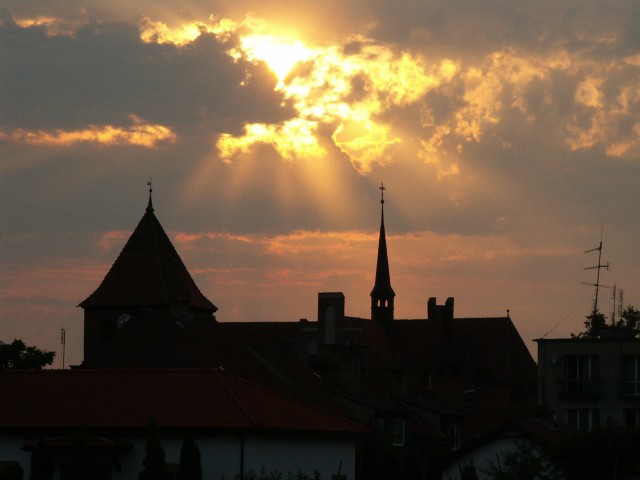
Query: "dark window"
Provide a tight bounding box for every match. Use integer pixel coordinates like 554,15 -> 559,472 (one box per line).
374,417 -> 406,446
565,355 -> 599,393
623,355 -> 640,395
166,463 -> 179,480
624,409 -> 640,430
61,462 -> 111,480
567,408 -> 600,431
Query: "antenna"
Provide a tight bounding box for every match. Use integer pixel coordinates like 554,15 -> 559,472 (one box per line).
583,236 -> 609,314
611,285 -> 617,325
60,328 -> 66,369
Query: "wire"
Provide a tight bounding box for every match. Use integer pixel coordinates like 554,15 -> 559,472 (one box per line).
541,295 -> 593,338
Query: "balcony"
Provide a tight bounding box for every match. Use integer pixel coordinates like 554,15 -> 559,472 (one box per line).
557,378 -> 603,400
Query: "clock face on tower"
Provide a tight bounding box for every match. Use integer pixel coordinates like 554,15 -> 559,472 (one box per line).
117,313 -> 131,329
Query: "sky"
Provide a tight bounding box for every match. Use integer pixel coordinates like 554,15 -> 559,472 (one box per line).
1,0 -> 640,368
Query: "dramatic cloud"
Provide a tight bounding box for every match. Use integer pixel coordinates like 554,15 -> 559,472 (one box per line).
1,1 -> 640,367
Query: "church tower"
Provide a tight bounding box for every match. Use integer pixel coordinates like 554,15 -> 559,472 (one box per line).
79,185 -> 217,365
370,183 -> 395,331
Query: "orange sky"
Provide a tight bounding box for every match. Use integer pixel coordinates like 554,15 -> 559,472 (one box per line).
2,1 -> 640,367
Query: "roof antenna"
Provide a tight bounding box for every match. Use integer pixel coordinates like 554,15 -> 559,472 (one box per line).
146,179 -> 154,212
583,227 -> 609,314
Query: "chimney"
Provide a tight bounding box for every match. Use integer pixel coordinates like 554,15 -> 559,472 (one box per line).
428,297 -> 454,326
428,297 -> 455,375
318,292 -> 345,346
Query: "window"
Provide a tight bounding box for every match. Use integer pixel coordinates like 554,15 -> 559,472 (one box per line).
449,423 -> 461,450
623,355 -> 640,395
624,409 -> 640,430
567,408 -> 600,431
374,417 -> 406,446
61,462 -> 111,480
564,355 -> 599,393
165,463 -> 179,480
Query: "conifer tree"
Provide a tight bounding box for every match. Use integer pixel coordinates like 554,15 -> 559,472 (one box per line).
138,420 -> 166,480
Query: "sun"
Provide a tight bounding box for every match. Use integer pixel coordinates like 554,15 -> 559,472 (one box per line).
240,34 -> 313,83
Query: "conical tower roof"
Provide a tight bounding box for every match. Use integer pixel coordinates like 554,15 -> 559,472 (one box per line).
80,192 -> 217,312
370,184 -> 395,299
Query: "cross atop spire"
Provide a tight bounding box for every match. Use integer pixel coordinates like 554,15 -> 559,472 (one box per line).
146,180 -> 153,212
371,183 -> 395,330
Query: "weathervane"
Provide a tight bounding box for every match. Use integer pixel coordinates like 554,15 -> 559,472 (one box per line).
379,182 -> 385,204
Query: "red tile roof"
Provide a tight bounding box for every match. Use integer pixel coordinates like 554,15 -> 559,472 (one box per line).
79,205 -> 216,312
0,369 -> 370,436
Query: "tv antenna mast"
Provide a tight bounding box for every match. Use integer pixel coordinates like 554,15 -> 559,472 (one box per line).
583,236 -> 609,314
60,328 -> 66,369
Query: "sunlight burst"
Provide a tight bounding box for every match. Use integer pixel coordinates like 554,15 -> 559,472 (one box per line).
239,35 -> 314,83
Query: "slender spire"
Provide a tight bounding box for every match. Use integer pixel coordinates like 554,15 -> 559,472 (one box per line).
146,180 -> 154,212
371,183 -> 395,329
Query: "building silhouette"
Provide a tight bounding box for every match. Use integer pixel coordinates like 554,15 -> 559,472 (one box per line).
73,186 -> 538,479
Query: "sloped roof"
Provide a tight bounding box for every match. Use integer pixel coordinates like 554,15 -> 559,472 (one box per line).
0,369 -> 370,436
79,199 -> 216,312
394,316 -> 537,389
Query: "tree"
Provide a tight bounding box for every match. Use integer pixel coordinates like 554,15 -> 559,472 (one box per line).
620,305 -> 640,336
0,339 -> 55,369
577,304 -> 640,339
481,443 -> 563,480
139,420 -> 166,480
178,435 -> 201,480
548,429 -> 640,480
458,461 -> 479,480
582,309 -> 606,338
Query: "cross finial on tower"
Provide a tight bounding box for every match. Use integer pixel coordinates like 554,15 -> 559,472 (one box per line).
146,179 -> 154,212
379,182 -> 385,204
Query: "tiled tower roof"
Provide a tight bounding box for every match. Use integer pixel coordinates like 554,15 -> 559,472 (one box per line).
79,195 -> 216,312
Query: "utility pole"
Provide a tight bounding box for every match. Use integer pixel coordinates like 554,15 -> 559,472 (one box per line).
60,328 -> 66,369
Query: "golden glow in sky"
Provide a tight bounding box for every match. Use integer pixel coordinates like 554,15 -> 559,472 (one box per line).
2,116 -> 175,148
207,20 -> 454,173
239,34 -> 314,84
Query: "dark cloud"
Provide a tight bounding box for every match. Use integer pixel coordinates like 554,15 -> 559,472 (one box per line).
0,16 -> 292,133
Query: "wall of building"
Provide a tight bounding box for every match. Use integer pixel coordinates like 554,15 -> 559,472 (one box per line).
538,338 -> 640,429
0,432 -> 356,480
0,434 -> 31,477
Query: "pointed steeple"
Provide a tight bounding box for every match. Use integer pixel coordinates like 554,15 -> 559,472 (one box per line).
371,183 -> 395,329
80,188 -> 216,314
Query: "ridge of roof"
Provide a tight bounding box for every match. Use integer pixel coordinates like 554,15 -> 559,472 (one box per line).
79,204 -> 216,312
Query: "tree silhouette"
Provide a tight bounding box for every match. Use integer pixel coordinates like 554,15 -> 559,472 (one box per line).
0,339 -> 55,369
582,309 -> 606,338
139,420 -> 166,480
178,434 -> 201,480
